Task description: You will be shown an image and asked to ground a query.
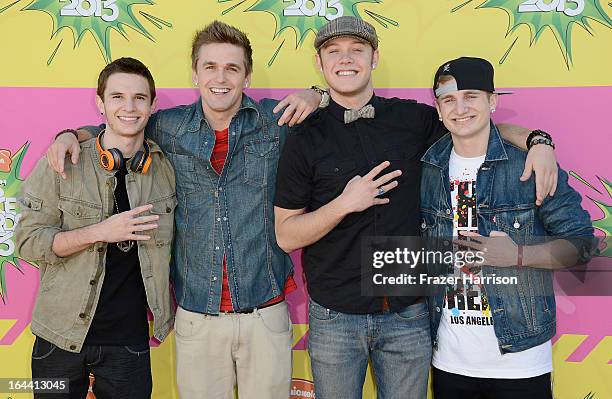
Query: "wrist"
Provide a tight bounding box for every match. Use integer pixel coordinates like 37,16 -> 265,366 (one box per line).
54,129 -> 78,142
332,193 -> 353,217
526,129 -> 554,150
310,85 -> 330,108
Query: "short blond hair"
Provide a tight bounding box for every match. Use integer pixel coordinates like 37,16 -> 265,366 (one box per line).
191,21 -> 253,75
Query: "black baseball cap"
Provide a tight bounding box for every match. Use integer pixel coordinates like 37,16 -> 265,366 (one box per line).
433,57 -> 512,97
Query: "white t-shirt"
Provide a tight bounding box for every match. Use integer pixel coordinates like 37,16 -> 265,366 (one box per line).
432,148 -> 552,379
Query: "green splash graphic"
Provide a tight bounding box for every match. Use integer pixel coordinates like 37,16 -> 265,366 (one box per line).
21,0 -> 171,63
214,0 -> 398,66
247,0 -> 381,46
0,143 -> 30,302
570,172 -> 612,258
465,0 -> 612,67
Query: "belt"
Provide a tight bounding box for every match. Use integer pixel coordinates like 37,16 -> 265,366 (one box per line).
219,299 -> 282,315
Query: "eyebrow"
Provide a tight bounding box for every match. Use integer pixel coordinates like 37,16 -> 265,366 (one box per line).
108,91 -> 150,98
201,61 -> 243,69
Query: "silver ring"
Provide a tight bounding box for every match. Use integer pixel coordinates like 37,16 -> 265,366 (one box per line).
377,187 -> 385,196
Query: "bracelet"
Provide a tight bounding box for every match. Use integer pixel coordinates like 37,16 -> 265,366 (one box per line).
517,245 -> 524,267
54,128 -> 78,141
526,129 -> 552,148
310,85 -> 330,108
528,137 -> 555,150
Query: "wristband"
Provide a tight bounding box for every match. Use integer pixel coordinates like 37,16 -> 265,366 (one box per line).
528,137 -> 555,150
526,129 -> 552,148
54,128 -> 78,141
310,85 -> 330,108
517,245 -> 524,267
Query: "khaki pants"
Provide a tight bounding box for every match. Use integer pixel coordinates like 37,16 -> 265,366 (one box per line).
175,302 -> 293,399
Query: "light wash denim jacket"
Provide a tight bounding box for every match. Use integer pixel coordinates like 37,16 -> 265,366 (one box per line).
420,123 -> 594,353
87,95 -> 294,314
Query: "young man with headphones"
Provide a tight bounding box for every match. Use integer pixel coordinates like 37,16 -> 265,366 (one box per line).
16,57 -> 176,399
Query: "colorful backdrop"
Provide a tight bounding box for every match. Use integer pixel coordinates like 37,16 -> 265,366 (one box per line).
0,1 -> 610,398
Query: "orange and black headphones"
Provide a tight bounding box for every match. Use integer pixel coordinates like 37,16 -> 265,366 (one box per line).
95,130 -> 152,174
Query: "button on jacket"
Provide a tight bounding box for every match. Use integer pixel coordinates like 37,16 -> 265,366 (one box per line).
420,124 -> 595,353
16,138 -> 177,353
138,95 -> 293,314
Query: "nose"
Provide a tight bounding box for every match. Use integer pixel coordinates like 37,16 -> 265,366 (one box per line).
454,98 -> 467,114
124,98 -> 136,111
339,51 -> 353,64
215,68 -> 227,82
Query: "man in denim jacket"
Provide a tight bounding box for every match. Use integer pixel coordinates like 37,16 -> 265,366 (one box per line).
47,21 -> 322,398
420,57 -> 595,398
17,57 -> 176,398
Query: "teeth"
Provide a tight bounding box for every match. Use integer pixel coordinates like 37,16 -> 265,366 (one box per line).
118,116 -> 138,121
211,88 -> 230,94
337,71 -> 356,76
455,117 -> 472,122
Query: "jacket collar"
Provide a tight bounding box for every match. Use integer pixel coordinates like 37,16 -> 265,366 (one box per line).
187,93 -> 262,133
421,121 -> 508,169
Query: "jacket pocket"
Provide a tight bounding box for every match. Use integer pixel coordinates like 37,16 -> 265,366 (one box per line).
149,195 -> 177,246
57,198 -> 101,229
167,153 -> 197,195
491,207 -> 534,244
243,137 -> 279,187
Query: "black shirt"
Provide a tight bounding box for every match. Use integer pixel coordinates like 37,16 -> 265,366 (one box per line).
274,95 -> 446,313
85,162 -> 149,346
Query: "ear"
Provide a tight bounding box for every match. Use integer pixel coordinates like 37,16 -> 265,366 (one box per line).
434,101 -> 442,119
96,95 -> 105,116
315,52 -> 323,72
489,93 -> 498,112
192,70 -> 198,86
371,49 -> 380,69
150,97 -> 158,114
244,72 -> 252,88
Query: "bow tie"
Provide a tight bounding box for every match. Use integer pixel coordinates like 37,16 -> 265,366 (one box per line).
344,104 -> 375,124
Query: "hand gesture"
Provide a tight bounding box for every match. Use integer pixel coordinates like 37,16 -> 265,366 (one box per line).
93,204 -> 159,243
338,161 -> 401,214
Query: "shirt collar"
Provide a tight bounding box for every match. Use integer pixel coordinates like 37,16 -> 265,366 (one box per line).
187,94 -> 261,133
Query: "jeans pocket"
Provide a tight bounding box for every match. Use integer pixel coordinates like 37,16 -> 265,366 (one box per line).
308,299 -> 341,322
32,336 -> 57,360
124,342 -> 151,356
393,302 -> 429,322
258,304 -> 292,336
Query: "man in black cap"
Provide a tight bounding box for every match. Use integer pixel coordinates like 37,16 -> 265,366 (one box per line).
422,56 -> 594,399
273,16 -> 560,399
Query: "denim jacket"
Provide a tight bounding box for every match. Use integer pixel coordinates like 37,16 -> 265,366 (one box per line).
16,139 -> 176,352
420,123 -> 594,353
141,95 -> 292,314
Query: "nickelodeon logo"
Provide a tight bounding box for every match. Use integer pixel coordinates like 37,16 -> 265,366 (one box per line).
291,378 -> 316,398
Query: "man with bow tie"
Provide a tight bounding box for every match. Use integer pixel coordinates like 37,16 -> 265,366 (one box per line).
273,16 -> 560,399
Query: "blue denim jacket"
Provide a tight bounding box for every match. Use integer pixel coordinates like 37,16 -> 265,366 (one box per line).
135,95 -> 292,314
420,123 -> 594,353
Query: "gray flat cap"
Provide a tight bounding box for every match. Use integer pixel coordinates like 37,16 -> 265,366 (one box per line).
314,16 -> 378,50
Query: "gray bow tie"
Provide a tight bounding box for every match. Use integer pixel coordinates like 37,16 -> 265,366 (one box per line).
344,104 -> 375,124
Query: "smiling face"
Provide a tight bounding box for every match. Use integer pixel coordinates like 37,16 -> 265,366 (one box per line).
96,72 -> 156,138
192,42 -> 250,118
316,36 -> 378,101
435,78 -> 497,140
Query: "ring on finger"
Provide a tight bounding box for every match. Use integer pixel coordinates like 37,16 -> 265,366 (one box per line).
377,187 -> 385,196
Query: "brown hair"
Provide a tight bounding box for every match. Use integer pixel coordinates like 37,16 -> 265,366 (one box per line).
191,20 -> 253,75
97,57 -> 156,103
435,74 -> 454,89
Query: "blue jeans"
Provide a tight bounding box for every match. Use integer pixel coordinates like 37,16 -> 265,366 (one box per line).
308,300 -> 432,399
31,336 -> 152,399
